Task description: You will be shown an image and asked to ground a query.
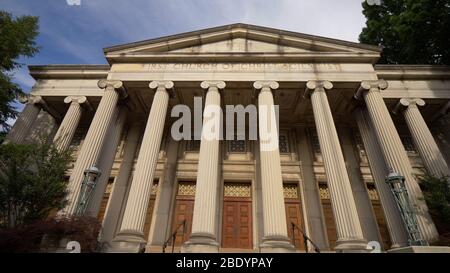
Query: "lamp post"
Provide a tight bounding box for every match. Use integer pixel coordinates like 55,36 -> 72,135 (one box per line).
74,166 -> 102,216
385,169 -> 428,246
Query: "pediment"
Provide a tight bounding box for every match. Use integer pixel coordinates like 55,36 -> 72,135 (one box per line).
104,23 -> 381,63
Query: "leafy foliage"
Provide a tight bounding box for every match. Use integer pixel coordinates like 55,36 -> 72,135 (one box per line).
359,0 -> 450,64
0,11 -> 39,130
0,217 -> 102,253
418,173 -> 450,245
0,137 -> 73,228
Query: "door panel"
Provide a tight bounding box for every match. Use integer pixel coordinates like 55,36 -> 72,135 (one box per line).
143,181 -> 159,239
171,182 -> 196,246
319,183 -> 338,249
283,184 -> 306,250
221,183 -> 253,249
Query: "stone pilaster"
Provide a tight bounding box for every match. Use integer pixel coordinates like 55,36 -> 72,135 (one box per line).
100,121 -> 142,247
63,80 -> 124,215
354,107 -> 408,248
85,107 -> 127,217
295,127 -> 328,250
183,81 -> 225,253
306,80 -> 366,251
146,137 -> 180,250
339,127 -> 381,244
112,81 -> 172,252
396,98 -> 450,178
53,96 -> 88,151
356,80 -> 439,242
5,95 -> 43,144
254,81 -> 295,252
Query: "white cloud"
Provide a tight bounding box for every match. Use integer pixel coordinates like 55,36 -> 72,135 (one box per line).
13,67 -> 36,90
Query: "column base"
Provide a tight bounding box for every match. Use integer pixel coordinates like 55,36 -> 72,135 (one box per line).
107,230 -> 147,253
334,238 -> 368,253
181,232 -> 219,253
259,235 -> 296,253
388,246 -> 450,253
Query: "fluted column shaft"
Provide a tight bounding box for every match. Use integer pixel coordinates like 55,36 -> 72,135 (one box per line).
53,96 -> 87,151
86,107 -> 127,217
400,98 -> 450,178
64,80 -> 124,215
306,80 -> 366,251
113,81 -> 171,252
100,122 -> 142,246
184,81 -> 224,252
6,96 -> 43,144
356,80 -> 438,242
354,107 -> 408,248
254,81 -> 294,252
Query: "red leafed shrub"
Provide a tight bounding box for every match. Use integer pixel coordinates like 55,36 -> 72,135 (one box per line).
0,216 -> 102,253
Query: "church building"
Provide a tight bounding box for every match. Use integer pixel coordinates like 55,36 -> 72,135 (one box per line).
7,24 -> 450,253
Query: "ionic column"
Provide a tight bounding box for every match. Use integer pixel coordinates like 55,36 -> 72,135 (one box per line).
63,80 -> 125,215
254,81 -> 295,252
112,81 -> 172,252
306,80 -> 366,251
100,121 -> 142,247
85,107 -> 127,217
396,98 -> 450,178
354,107 -> 408,248
356,80 -> 439,242
5,95 -> 44,144
183,81 -> 225,253
53,96 -> 88,151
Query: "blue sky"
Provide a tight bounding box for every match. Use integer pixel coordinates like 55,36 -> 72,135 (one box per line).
0,0 -> 367,115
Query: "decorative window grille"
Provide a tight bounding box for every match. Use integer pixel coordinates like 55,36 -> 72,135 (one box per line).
310,130 -> 321,154
151,180 -> 159,195
318,184 -> 330,199
366,184 -> 380,200
105,178 -> 115,194
279,133 -> 290,153
283,184 -> 299,199
224,183 -> 251,197
177,182 -> 196,196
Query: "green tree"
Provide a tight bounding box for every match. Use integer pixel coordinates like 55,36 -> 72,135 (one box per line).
359,0 -> 450,64
0,11 -> 39,130
0,137 -> 72,228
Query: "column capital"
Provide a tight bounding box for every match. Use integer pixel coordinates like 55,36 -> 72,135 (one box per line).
200,81 -> 226,90
149,80 -> 174,90
392,98 -> 425,115
19,94 -> 44,105
64,96 -> 92,111
98,80 -> 127,99
64,95 -> 87,105
355,79 -> 388,100
98,79 -> 123,89
304,80 -> 333,98
253,81 -> 279,91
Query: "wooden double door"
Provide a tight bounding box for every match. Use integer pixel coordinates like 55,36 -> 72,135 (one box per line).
221,183 -> 253,249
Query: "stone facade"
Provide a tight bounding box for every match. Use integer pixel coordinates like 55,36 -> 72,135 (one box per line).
10,24 -> 450,253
